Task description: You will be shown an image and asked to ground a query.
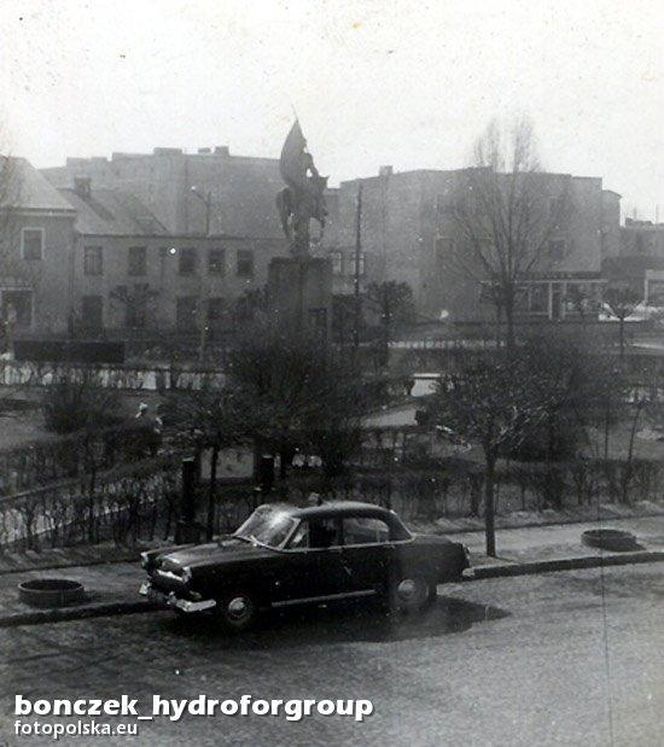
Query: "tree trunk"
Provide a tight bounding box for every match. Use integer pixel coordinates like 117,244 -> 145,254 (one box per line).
504,302 -> 515,359
206,445 -> 219,540
619,318 -> 625,360
469,475 -> 481,517
484,456 -> 497,557
603,395 -> 611,460
622,400 -> 645,504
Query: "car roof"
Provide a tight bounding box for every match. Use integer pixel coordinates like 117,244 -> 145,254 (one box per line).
262,500 -> 395,520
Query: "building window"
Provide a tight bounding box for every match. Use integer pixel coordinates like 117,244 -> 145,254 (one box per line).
348,253 -> 365,277
237,249 -> 254,278
126,284 -> 149,329
479,281 -> 498,304
330,251 -> 343,276
179,248 -> 198,276
81,295 -> 103,332
21,228 -> 44,261
647,279 -> 664,305
83,246 -> 103,276
529,284 -> 549,313
309,308 -> 328,341
548,239 -> 566,261
128,246 -> 147,276
176,296 -> 198,330
207,297 -> 227,326
1,290 -> 33,328
208,248 -> 225,275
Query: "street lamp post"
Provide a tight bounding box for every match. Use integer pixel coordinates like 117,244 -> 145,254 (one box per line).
190,187 -> 213,363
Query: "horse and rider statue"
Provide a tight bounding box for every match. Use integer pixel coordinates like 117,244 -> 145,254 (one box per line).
276,121 -> 328,258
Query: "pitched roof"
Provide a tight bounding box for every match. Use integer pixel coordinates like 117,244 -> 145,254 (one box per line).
59,187 -> 169,236
0,157 -> 75,212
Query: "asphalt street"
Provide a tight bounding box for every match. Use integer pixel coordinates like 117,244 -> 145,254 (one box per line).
0,564 -> 662,746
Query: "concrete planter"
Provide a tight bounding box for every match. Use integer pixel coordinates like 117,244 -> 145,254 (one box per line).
18,579 -> 86,608
581,529 -> 640,552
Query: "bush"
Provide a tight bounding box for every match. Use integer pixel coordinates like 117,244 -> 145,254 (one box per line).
41,375 -> 122,434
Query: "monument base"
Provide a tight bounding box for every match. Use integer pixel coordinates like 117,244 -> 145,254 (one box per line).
267,256 -> 333,339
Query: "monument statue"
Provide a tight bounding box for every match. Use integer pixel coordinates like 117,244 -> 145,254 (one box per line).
276,121 -> 328,258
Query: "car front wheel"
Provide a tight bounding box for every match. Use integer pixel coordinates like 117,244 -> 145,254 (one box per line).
388,575 -> 435,614
217,591 -> 257,632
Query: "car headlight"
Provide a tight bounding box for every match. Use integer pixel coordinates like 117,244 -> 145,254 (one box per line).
181,566 -> 193,584
140,552 -> 150,569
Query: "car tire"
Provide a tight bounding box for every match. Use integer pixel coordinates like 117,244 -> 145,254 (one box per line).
217,591 -> 258,632
388,575 -> 435,615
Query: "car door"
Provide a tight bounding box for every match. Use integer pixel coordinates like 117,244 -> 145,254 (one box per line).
340,516 -> 393,594
272,517 -> 352,605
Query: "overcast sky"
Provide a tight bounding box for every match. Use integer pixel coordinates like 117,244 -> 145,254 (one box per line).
0,0 -> 662,218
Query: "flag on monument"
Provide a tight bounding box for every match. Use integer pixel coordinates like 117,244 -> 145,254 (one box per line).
280,120 -> 308,189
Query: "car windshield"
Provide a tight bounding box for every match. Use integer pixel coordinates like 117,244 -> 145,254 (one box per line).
233,506 -> 297,549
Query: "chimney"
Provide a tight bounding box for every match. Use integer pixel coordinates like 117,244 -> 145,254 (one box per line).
73,176 -> 92,200
379,165 -> 393,177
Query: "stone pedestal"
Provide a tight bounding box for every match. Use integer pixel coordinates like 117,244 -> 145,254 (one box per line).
267,257 -> 333,339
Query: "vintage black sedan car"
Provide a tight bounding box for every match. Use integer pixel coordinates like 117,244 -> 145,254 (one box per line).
139,501 -> 469,630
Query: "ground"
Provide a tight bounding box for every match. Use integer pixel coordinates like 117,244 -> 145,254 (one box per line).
0,563 -> 662,746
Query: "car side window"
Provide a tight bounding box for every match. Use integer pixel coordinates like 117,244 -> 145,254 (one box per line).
343,517 -> 391,545
288,519 -> 341,549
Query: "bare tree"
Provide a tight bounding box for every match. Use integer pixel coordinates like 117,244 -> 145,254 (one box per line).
565,285 -> 602,328
365,280 -> 415,366
603,282 -> 641,360
449,116 -> 572,352
166,387 -> 249,539
227,323 -> 367,483
109,283 -> 159,333
426,351 -> 548,556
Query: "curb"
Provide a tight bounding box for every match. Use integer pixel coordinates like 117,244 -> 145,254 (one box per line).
0,600 -> 161,628
465,550 -> 664,580
437,511 -> 664,537
3,550 -> 664,628
0,556 -> 141,578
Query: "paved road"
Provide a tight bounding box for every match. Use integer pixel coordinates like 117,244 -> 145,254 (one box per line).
0,564 -> 662,746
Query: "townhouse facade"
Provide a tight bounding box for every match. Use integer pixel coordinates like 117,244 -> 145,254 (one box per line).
0,158 -> 76,337
61,177 -> 286,337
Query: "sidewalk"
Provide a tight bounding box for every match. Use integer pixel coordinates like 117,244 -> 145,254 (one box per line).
0,515 -> 663,627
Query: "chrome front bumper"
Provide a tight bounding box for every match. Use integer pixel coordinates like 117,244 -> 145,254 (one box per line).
139,582 -> 217,613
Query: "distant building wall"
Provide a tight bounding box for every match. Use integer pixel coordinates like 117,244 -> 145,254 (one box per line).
324,167 -> 619,323
619,218 -> 664,258
42,148 -> 285,239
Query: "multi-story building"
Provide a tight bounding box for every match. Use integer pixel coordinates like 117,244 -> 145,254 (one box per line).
60,177 -> 285,336
323,166 -> 621,324
42,146 -> 285,239
0,158 -> 76,336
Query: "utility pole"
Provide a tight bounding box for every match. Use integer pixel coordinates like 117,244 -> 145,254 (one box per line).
353,183 -> 363,349
191,187 -> 212,363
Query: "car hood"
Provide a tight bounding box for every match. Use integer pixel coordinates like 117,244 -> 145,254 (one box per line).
157,537 -> 275,571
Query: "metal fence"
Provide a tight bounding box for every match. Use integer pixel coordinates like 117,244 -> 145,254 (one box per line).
0,454 -> 183,552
